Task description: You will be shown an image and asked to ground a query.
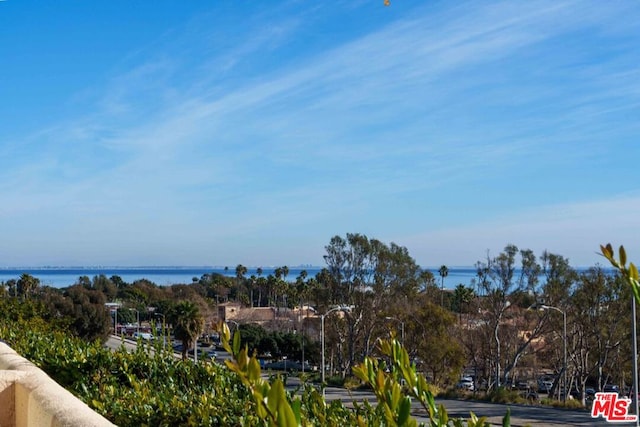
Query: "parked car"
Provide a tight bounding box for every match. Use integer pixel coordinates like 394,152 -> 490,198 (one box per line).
263,360 -> 310,372
133,332 -> 154,341
603,384 -> 620,394
537,379 -> 553,393
456,377 -> 475,391
171,344 -> 216,359
189,348 -> 217,359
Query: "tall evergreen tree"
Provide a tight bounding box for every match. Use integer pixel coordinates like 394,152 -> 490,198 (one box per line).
169,301 -> 204,360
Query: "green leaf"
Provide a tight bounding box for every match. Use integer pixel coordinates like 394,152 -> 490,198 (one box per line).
630,263 -> 639,281
232,327 -> 241,356
632,281 -> 640,307
397,396 -> 411,426
291,399 -> 302,426
248,357 -> 261,381
277,395 -> 298,427
601,243 -> 615,264
267,379 -> 283,416
620,245 -> 627,266
502,407 -> 511,427
438,403 -> 449,425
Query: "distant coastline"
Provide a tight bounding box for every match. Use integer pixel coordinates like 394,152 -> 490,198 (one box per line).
0,266 -> 480,289
0,266 -> 602,290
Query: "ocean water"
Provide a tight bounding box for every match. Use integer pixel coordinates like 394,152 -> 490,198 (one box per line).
0,266 -> 479,289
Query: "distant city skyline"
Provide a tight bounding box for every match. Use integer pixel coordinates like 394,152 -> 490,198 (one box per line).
1,1 -> 639,268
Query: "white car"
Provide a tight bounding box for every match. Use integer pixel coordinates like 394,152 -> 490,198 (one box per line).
456,377 -> 475,391
133,332 -> 153,341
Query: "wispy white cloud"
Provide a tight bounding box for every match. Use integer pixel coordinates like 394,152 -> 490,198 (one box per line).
1,0 -> 639,265
400,194 -> 640,267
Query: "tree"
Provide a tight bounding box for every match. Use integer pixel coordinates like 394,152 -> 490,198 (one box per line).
235,264 -> 247,284
42,285 -> 111,341
475,244 -> 543,389
248,275 -> 257,307
256,267 -> 264,306
109,275 -> 128,289
321,233 -> 422,376
278,266 -> 290,308
570,266 -> 629,402
452,284 -> 475,322
540,251 -> 576,305
17,273 -> 40,299
439,265 -> 448,307
169,300 -> 204,360
92,275 -> 117,300
412,297 -> 465,385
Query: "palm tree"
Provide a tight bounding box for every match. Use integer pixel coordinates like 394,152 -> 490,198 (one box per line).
235,264 -> 247,282
281,266 -> 289,308
256,267 -> 264,307
235,264 -> 248,306
438,265 -> 449,307
273,268 -> 283,307
169,301 -> 204,360
453,284 -> 475,322
249,275 -> 256,307
17,273 -> 40,299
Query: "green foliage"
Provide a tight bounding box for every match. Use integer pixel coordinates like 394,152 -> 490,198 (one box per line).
601,243 -> 640,304
326,375 -> 346,387
412,299 -> 465,386
169,300 -> 204,360
43,285 -> 112,341
540,397 -> 584,409
0,294 -> 514,427
230,323 -> 318,363
485,387 -> 525,404
0,316 -> 255,426
16,273 -> 41,299
222,319 -> 510,427
352,336 -> 506,427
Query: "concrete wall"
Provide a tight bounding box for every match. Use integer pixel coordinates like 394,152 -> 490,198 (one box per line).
0,341 -> 114,427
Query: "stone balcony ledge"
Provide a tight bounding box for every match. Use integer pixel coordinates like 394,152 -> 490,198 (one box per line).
0,341 -> 114,427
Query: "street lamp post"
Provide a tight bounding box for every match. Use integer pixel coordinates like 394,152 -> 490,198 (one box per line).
321,305 -> 353,392
384,316 -> 405,346
155,313 -> 166,350
130,308 -> 140,337
538,304 -> 567,402
631,297 -> 639,426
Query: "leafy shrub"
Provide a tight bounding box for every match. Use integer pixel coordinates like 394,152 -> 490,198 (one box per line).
326,375 -> 346,387
342,375 -> 364,390
486,387 -> 526,404
0,318 -> 255,426
0,299 -> 512,426
540,397 -> 585,409
439,387 -> 470,399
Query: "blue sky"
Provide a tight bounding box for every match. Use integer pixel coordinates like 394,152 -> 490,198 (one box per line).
1,0 -> 639,268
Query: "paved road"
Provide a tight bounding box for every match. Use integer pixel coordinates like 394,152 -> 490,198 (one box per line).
326,387 -> 635,426
285,377 -> 636,426
104,335 -> 233,362
104,340 -> 634,426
